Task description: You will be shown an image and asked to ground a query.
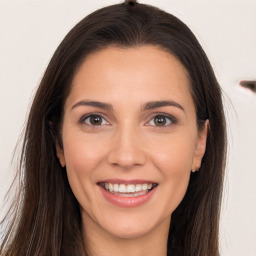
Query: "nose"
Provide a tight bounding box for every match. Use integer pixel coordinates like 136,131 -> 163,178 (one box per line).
107,126 -> 147,169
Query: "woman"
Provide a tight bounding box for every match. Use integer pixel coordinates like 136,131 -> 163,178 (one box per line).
0,0 -> 226,255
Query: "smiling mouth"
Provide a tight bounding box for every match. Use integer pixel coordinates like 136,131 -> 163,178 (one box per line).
98,182 -> 158,197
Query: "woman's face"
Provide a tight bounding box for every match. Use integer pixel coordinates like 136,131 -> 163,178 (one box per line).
57,46 -> 208,239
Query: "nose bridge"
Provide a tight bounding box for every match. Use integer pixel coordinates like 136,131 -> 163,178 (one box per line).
107,122 -> 146,168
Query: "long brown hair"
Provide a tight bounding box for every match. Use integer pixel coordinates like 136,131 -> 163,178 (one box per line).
1,1 -> 226,255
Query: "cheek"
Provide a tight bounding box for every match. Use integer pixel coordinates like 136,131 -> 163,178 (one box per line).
62,134 -> 108,205
63,133 -> 106,175
149,131 -> 196,174
154,140 -> 193,189
149,133 -> 195,213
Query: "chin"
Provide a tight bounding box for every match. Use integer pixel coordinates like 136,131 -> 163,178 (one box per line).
95,209 -> 170,240
104,222 -> 156,240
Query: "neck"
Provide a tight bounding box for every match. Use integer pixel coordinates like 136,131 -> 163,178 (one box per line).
81,212 -> 170,256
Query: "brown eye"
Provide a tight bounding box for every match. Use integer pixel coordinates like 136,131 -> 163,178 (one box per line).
83,114 -> 108,126
90,115 -> 102,125
154,116 -> 167,126
148,114 -> 176,127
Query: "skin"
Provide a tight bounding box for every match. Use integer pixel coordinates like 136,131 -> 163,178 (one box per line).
57,46 -> 208,256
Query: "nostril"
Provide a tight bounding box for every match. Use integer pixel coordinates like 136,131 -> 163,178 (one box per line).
107,129 -> 147,168
107,145 -> 147,168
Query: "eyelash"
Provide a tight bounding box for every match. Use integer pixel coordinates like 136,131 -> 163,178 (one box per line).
79,112 -> 177,128
79,112 -> 110,127
147,113 -> 177,128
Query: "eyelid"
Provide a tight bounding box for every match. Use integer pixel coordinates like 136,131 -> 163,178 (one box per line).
78,111 -> 177,127
145,112 -> 178,127
79,112 -> 111,125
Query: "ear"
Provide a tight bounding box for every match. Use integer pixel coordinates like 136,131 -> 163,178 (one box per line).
56,140 -> 66,167
191,120 -> 209,172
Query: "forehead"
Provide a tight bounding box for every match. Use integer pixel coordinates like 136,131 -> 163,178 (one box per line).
66,45 -> 193,110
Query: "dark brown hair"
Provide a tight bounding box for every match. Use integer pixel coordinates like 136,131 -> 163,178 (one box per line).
1,2 -> 226,256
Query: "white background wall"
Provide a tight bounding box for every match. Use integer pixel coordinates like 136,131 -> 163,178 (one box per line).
0,0 -> 255,255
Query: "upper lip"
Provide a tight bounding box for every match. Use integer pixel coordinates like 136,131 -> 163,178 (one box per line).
97,179 -> 157,185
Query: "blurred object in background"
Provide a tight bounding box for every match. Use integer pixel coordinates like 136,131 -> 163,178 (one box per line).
240,80 -> 256,93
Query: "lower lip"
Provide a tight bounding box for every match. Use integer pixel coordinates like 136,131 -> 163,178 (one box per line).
98,185 -> 157,208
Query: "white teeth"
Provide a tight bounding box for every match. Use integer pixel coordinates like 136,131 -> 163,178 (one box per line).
118,184 -> 126,193
109,183 -> 114,192
103,183 -> 155,194
113,184 -> 119,192
142,184 -> 148,191
127,184 -> 136,193
135,184 -> 141,192
119,191 -> 147,197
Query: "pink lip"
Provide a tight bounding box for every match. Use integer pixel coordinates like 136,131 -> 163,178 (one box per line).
98,184 -> 157,208
98,179 -> 156,185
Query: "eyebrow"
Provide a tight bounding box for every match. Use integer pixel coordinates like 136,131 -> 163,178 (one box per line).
71,99 -> 185,113
71,100 -> 113,111
141,100 -> 185,112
